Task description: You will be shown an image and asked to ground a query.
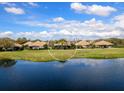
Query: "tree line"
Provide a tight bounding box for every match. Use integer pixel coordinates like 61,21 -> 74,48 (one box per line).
0,37 -> 28,51
0,37 -> 124,51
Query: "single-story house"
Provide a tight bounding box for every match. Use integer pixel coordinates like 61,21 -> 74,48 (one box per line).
94,40 -> 113,48
23,41 -> 33,46
75,40 -> 91,48
14,43 -> 22,47
53,41 -> 72,49
13,43 -> 23,50
29,41 -> 46,49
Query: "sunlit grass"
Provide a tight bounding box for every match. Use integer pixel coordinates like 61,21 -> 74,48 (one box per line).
0,48 -> 124,62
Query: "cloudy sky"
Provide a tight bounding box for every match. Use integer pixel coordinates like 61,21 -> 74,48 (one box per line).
0,2 -> 124,40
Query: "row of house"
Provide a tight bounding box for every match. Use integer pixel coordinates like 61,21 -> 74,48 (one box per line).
75,40 -> 113,48
16,40 -> 113,49
23,41 -> 47,49
0,40 -> 113,51
52,40 -> 113,49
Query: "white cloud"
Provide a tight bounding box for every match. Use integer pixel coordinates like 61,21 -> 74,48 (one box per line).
4,7 -> 25,15
71,3 -> 117,16
16,31 -> 51,40
16,17 -> 124,40
0,2 -> 16,6
71,2 -> 86,12
28,2 -> 39,7
113,14 -> 124,29
114,14 -> 124,21
53,17 -> 65,22
0,31 -> 13,38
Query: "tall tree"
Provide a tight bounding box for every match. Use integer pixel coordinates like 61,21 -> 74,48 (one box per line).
0,38 -> 15,49
16,37 -> 28,44
58,39 -> 67,45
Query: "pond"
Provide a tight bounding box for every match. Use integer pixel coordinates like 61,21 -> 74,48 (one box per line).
0,58 -> 124,91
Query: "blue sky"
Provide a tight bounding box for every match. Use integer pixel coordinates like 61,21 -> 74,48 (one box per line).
0,2 -> 124,40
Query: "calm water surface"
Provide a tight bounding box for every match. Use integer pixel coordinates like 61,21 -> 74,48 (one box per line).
0,58 -> 124,91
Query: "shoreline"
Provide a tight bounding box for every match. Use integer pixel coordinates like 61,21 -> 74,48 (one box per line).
0,48 -> 124,62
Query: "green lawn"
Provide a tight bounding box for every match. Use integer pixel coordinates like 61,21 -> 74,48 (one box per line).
0,48 -> 124,62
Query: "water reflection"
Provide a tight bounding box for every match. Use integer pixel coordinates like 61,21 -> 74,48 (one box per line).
0,58 -> 124,90
0,59 -> 16,67
66,58 -> 124,66
54,58 -> 124,68
54,59 -> 106,68
70,59 -> 107,66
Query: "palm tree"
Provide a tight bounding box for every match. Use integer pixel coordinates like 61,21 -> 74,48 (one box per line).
58,39 -> 67,45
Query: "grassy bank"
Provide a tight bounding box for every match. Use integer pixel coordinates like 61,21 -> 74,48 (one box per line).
0,48 -> 124,62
